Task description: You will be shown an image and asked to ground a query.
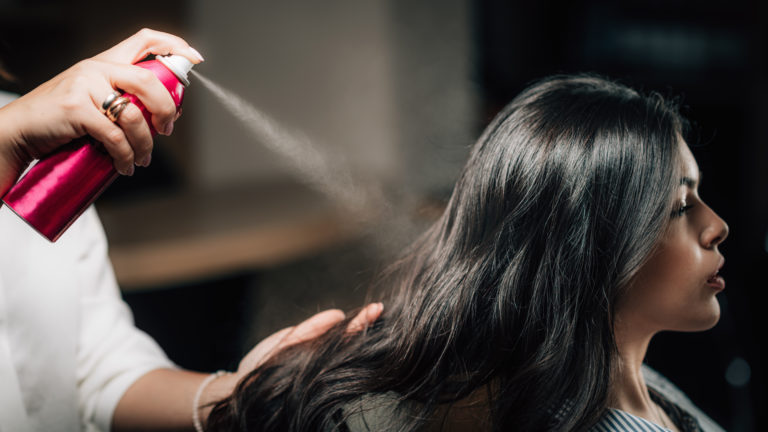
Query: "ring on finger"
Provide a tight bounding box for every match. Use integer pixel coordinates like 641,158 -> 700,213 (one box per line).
101,90 -> 122,111
105,96 -> 131,122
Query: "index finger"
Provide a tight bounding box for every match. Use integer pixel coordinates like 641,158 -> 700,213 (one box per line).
95,28 -> 204,65
280,309 -> 346,347
346,302 -> 384,333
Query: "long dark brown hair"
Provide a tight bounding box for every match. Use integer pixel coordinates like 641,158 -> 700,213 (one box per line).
207,75 -> 686,431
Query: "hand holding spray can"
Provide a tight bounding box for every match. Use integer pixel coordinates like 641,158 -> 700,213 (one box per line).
1,55 -> 194,242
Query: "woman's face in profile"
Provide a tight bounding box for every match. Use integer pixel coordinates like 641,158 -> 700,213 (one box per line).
616,139 -> 729,334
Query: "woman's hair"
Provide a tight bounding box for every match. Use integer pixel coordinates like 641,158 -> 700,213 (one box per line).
207,74 -> 686,431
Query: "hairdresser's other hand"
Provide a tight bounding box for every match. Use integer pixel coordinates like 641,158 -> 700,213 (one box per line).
236,303 -> 384,375
0,28 -> 203,193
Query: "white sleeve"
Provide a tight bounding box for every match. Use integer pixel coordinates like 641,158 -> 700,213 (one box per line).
73,207 -> 176,432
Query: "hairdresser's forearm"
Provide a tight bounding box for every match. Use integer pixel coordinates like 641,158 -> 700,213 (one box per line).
112,368 -> 241,431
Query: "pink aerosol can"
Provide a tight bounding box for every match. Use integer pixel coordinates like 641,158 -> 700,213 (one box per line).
2,55 -> 193,242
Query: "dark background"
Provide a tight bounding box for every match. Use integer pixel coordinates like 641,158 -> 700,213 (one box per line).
0,1 -> 765,430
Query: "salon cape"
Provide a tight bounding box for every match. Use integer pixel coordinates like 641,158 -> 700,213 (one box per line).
0,202 -> 174,432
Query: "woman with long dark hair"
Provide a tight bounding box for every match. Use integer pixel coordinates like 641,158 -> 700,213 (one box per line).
205,75 -> 728,431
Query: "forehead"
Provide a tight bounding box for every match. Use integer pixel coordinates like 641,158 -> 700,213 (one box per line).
677,138 -> 699,180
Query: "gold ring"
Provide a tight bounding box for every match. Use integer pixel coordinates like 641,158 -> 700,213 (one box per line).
105,96 -> 131,122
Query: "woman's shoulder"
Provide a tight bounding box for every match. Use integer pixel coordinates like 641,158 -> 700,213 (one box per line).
343,366 -> 726,431
587,364 -> 725,432
641,364 -> 724,432
590,408 -> 675,432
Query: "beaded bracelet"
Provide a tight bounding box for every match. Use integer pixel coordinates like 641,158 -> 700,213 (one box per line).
193,370 -> 230,432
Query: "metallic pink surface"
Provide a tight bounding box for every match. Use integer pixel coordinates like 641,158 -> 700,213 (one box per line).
2,59 -> 186,241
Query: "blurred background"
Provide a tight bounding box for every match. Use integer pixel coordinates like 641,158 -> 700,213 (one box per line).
0,0 -> 765,430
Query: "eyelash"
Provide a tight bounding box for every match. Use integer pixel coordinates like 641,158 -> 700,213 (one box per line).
672,204 -> 694,218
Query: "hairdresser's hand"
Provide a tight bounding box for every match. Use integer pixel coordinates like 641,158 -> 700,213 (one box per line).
236,303 -> 384,375
0,28 -> 203,196
184,304 -> 383,428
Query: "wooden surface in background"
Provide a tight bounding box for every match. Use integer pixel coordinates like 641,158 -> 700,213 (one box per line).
97,181 -> 358,291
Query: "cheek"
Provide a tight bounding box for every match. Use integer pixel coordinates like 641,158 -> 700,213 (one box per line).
620,241 -> 719,331
628,251 -> 685,313
644,243 -> 696,294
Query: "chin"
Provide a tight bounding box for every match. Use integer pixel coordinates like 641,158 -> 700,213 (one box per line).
674,300 -> 722,332
694,313 -> 720,331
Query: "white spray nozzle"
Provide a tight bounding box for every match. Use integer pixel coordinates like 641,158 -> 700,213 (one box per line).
157,54 -> 193,86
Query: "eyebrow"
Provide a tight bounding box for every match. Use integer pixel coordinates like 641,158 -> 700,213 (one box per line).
680,170 -> 703,188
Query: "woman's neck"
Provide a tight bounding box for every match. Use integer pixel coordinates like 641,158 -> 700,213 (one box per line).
611,317 -> 679,431
612,317 -> 654,410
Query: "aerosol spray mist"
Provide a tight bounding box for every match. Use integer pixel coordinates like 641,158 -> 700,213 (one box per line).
2,55 -> 193,242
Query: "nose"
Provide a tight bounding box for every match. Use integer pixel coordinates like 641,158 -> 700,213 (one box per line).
701,207 -> 729,249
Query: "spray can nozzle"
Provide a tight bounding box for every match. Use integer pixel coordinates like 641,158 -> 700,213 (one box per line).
156,54 -> 193,86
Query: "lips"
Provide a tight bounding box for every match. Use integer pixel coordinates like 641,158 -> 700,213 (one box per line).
706,257 -> 726,290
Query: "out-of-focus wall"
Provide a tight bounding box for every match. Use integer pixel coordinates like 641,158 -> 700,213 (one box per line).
187,0 -> 476,196
387,0 -> 478,194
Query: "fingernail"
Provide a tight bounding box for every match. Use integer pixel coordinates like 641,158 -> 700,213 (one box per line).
174,107 -> 183,121
164,121 -> 174,135
126,165 -> 135,176
190,47 -> 205,62
140,153 -> 152,167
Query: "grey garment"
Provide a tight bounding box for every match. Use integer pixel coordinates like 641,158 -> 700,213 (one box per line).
344,393 -> 405,432
637,364 -> 725,432
344,365 -> 725,431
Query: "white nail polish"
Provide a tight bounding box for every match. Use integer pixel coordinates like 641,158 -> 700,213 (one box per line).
190,47 -> 204,62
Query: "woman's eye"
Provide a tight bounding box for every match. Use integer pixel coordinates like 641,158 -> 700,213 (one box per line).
672,204 -> 694,218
